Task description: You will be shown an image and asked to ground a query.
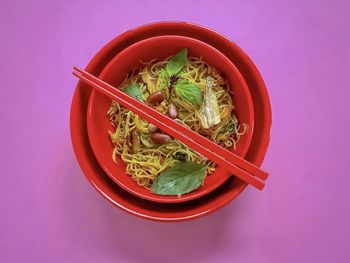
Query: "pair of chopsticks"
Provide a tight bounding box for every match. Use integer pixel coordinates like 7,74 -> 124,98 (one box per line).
73,66 -> 268,190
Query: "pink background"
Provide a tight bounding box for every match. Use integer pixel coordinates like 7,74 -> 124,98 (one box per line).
1,0 -> 349,262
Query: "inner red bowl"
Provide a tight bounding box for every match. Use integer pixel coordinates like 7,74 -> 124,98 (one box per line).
87,35 -> 254,203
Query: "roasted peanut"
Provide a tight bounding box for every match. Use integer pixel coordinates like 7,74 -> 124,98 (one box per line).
147,91 -> 165,104
168,103 -> 178,119
150,133 -> 172,144
148,123 -> 159,133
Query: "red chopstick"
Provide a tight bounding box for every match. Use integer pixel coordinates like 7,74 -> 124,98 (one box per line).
73,66 -> 268,190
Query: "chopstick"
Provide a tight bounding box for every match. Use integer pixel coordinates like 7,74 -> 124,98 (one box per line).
73,66 -> 268,190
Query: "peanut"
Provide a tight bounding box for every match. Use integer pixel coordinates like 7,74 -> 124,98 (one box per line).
148,123 -> 159,133
147,91 -> 165,104
150,133 -> 172,144
168,103 -> 178,119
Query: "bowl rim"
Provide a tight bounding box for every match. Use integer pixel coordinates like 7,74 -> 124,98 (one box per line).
70,21 -> 272,221
86,34 -> 255,203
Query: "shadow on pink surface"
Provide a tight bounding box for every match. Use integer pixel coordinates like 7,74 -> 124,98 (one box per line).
60,153 -> 251,261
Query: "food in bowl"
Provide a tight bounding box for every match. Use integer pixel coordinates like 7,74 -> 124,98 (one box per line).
107,48 -> 247,196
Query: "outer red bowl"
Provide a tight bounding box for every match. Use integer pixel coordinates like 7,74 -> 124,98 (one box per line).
87,35 -> 254,203
70,21 -> 272,221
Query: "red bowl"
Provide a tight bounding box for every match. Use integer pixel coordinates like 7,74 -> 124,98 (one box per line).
70,22 -> 272,221
87,35 -> 254,203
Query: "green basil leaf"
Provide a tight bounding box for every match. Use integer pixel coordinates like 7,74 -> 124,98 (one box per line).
166,48 -> 188,76
124,84 -> 143,101
175,81 -> 203,105
159,69 -> 169,89
151,161 -> 207,195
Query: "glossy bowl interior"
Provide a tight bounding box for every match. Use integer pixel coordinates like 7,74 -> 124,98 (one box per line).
70,21 -> 271,221
87,35 -> 254,203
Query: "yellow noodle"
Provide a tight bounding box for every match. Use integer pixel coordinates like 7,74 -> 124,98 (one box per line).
107,57 -> 246,188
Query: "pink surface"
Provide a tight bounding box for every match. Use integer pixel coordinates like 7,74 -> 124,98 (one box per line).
1,0 -> 349,262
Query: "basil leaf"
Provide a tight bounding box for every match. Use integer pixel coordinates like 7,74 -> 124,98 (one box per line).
151,161 -> 207,195
124,84 -> 143,101
166,48 -> 188,76
175,81 -> 203,105
159,69 -> 169,89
